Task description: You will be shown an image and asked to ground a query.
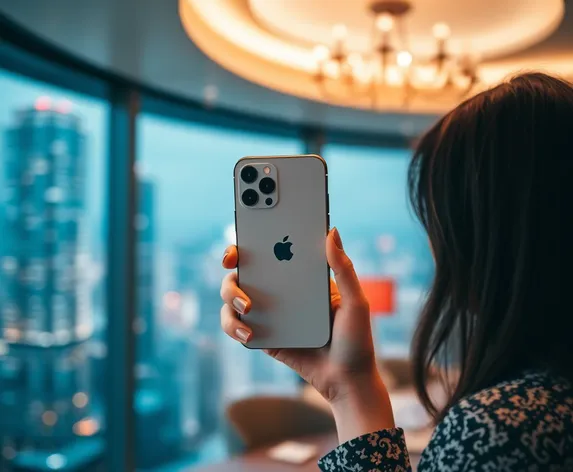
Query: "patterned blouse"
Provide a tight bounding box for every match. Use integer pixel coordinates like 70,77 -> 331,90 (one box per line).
318,370 -> 573,471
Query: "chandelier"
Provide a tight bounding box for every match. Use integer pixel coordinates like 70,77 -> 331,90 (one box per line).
312,0 -> 480,107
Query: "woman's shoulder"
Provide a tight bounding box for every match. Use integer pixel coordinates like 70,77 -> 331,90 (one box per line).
419,369 -> 573,470
446,369 -> 573,439
456,369 -> 573,421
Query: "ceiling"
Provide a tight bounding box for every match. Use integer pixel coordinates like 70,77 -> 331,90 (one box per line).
249,0 -> 563,58
183,0 -> 571,113
1,0 -> 571,136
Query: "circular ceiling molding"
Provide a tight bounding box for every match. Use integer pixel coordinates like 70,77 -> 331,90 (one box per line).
180,0 -> 568,113
249,0 -> 564,59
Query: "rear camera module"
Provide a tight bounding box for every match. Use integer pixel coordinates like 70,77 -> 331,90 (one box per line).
259,177 -> 276,195
240,165 -> 258,184
241,189 -> 259,207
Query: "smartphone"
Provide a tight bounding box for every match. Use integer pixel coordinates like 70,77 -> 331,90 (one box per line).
234,155 -> 331,349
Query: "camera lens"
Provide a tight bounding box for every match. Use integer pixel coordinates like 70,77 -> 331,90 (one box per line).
241,189 -> 259,207
259,177 -> 276,195
240,165 -> 258,184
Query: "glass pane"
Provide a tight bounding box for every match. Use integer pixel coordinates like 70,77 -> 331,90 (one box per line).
135,113 -> 303,470
325,143 -> 433,357
0,61 -> 109,469
325,142 -> 434,433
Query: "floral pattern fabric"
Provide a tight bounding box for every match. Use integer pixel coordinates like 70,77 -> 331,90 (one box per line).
318,371 -> 573,471
318,427 -> 410,472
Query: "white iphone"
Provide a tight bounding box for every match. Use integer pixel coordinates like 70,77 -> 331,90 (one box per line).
234,155 -> 331,349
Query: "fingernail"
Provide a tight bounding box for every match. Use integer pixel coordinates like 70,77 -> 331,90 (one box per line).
236,328 -> 251,343
222,252 -> 229,265
332,227 -> 344,250
232,297 -> 248,315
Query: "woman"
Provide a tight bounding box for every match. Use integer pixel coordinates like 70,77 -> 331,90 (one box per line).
220,73 -> 573,471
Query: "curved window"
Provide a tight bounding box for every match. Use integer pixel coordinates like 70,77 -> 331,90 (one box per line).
0,27 -> 435,472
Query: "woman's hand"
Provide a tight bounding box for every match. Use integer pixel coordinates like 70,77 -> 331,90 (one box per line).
220,228 -> 395,442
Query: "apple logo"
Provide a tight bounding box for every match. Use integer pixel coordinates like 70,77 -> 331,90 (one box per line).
274,235 -> 294,261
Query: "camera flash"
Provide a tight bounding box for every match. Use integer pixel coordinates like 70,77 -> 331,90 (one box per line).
263,166 -> 271,175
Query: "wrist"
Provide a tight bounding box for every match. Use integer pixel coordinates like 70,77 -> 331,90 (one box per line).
329,370 -> 396,444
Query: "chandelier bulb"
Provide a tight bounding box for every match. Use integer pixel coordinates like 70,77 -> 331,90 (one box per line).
376,13 -> 394,33
324,61 -> 341,79
313,44 -> 330,62
432,22 -> 451,40
397,50 -> 413,68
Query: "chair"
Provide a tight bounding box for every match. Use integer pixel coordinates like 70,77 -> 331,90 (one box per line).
225,396 -> 336,453
377,357 -> 413,390
377,357 -> 441,391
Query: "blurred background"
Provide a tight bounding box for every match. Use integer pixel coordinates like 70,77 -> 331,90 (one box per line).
0,1 -> 570,471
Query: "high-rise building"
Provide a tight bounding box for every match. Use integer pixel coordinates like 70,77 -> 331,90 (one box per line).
155,332 -> 201,454
132,178 -> 180,469
0,105 -> 101,471
135,179 -> 156,363
1,106 -> 91,346
173,242 -> 223,434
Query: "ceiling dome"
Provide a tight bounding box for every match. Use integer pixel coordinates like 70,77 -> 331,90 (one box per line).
180,0 -> 569,113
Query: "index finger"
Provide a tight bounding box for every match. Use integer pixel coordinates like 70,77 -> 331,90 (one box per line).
222,245 -> 238,269
326,229 -> 365,306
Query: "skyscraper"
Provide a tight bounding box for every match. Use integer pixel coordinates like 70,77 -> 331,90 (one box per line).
0,104 -> 101,471
1,105 -> 91,346
133,178 -> 179,468
173,242 -> 222,435
135,179 -> 156,363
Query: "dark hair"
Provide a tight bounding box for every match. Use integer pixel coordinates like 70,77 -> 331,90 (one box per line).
409,72 -> 573,421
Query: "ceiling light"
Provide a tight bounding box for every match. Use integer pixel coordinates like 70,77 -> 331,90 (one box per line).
396,51 -> 413,68
376,13 -> 394,32
313,44 -> 330,62
432,22 -> 451,40
324,61 -> 341,79
313,1 -> 479,104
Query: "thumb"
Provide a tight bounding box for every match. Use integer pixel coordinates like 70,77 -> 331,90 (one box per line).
326,228 -> 366,308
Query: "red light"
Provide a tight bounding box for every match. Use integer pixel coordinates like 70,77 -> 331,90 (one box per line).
35,96 -> 51,111
56,100 -> 73,114
360,277 -> 396,316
